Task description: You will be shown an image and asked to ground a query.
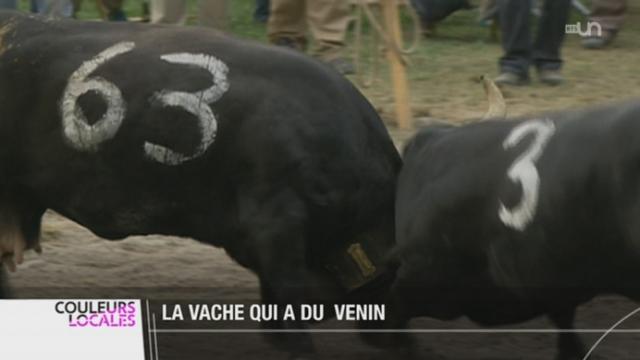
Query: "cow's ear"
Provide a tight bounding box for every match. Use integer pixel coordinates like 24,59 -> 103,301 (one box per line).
481,75 -> 507,120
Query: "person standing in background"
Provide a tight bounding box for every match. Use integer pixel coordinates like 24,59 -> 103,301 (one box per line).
0,0 -> 16,9
254,0 -> 269,23
582,0 -> 627,49
151,0 -> 228,30
268,0 -> 354,75
31,0 -> 74,17
495,0 -> 571,86
99,0 -> 128,21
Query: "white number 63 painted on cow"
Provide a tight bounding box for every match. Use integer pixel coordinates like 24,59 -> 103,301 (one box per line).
499,119 -> 556,231
61,42 -> 230,166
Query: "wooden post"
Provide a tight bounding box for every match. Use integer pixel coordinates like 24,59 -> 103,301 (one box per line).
380,0 -> 412,129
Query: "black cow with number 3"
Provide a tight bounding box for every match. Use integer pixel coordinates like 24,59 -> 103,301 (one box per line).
371,101 -> 640,360
0,11 -> 401,357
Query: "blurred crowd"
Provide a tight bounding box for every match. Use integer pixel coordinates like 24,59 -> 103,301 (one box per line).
0,0 -> 129,20
0,0 -> 630,81
0,0 -> 354,74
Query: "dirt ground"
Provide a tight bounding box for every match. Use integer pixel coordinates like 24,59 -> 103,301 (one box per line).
5,3 -> 640,360
360,2 -> 640,135
7,213 -> 640,360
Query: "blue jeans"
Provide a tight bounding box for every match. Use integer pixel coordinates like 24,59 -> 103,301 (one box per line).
499,0 -> 572,77
254,0 -> 269,22
31,0 -> 74,17
0,0 -> 17,9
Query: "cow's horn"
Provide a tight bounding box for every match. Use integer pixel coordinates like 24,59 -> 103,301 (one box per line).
482,75 -> 507,120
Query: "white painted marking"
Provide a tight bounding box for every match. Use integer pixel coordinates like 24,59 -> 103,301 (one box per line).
145,53 -> 230,165
60,42 -> 135,151
499,119 -> 556,231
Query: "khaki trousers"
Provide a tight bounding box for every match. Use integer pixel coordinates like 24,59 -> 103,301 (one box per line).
589,0 -> 627,31
268,0 -> 352,60
151,0 -> 228,29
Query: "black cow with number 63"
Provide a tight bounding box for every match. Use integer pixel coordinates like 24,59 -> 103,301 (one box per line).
0,11 -> 401,357
370,100 -> 640,359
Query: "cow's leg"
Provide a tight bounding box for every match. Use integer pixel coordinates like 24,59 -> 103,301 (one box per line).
255,232 -> 315,358
357,266 -> 418,357
257,277 -> 315,358
257,281 -> 289,344
0,196 -> 43,275
0,199 -> 44,299
358,287 -> 414,347
0,268 -> 9,299
549,308 -> 586,360
234,189 -> 315,358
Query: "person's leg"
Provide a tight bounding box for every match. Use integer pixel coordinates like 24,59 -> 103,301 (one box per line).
31,0 -> 74,17
32,0 -> 46,13
532,0 -> 571,84
71,0 -> 81,17
496,0 -> 532,84
583,0 -> 627,49
590,0 -> 627,32
306,0 -> 354,74
254,0 -> 270,23
151,0 -> 187,25
199,0 -> 228,30
267,0 -> 307,51
102,0 -> 127,21
59,0 -> 74,17
0,0 -> 17,9
305,0 -> 351,61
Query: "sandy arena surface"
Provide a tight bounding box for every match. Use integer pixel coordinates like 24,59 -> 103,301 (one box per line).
5,204 -> 640,360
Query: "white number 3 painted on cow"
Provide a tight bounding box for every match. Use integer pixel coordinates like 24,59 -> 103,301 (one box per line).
499,119 -> 556,231
145,53 -> 229,166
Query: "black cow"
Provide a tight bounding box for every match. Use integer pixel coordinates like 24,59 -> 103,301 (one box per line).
411,0 -> 472,24
0,11 -> 401,356
379,100 -> 640,359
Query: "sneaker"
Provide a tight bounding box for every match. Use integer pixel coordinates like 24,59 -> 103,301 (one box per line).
326,57 -> 355,75
538,69 -> 564,86
494,72 -> 530,86
582,31 -> 617,49
420,21 -> 438,38
272,37 -> 307,52
108,9 -> 128,22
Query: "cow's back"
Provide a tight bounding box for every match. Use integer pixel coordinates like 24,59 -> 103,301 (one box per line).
0,12 -> 400,257
394,101 -> 640,322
